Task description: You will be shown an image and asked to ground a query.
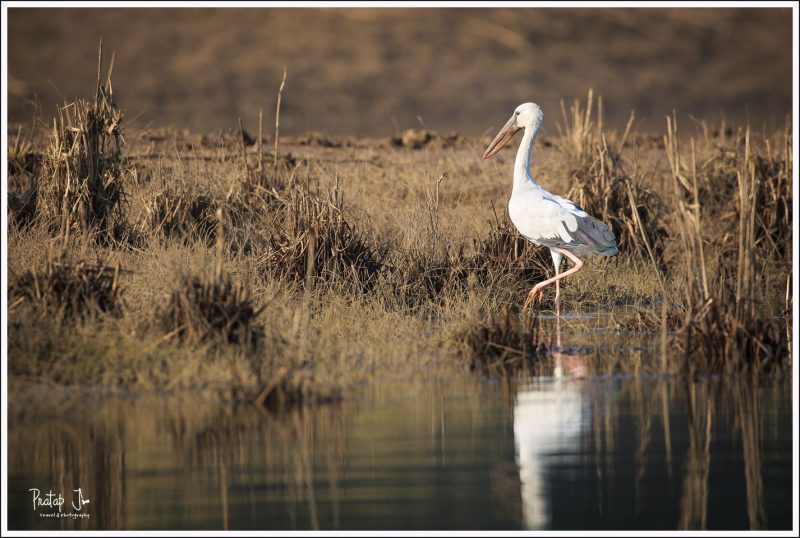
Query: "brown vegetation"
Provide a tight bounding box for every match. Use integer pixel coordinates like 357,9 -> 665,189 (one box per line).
140,186 -> 220,243
260,184 -> 386,292
560,91 -> 667,263
159,270 -> 261,346
663,117 -> 789,373
6,53 -> 792,407
35,47 -> 127,242
10,248 -> 122,319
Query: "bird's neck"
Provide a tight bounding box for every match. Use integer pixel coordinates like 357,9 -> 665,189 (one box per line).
513,126 -> 541,194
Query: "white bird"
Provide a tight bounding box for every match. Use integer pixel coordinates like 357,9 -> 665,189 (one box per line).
482,102 -> 619,316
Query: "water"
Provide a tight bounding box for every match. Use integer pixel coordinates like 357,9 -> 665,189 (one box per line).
7,367 -> 792,530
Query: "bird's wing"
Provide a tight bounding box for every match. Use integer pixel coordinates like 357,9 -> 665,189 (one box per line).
511,193 -> 619,256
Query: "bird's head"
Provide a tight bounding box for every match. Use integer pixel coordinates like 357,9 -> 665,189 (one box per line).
482,102 -> 543,160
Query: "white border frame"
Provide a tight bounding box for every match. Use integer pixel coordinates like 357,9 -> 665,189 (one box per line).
2,2 -> 798,537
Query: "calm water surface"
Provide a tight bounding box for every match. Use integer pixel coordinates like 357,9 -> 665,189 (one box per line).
7,334 -> 794,530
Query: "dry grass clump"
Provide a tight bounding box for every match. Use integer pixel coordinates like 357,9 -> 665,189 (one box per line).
159,266 -> 262,346
558,91 -> 667,262
36,47 -> 128,240
555,90 -> 603,167
671,299 -> 786,373
234,106 -> 301,199
138,180 -> 261,250
388,246 -> 473,307
383,191 -> 469,306
140,187 -> 220,243
460,306 -> 548,377
9,248 -> 122,319
664,122 -> 788,373
261,184 -> 386,292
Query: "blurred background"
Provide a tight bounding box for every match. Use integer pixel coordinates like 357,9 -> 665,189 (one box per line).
7,7 -> 793,137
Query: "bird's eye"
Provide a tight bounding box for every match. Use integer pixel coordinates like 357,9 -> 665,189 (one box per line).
515,111 -> 520,116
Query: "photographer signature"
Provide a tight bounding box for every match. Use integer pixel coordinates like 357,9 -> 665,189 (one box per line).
28,488 -> 90,513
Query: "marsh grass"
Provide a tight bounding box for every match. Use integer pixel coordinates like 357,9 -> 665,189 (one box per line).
158,208 -> 264,346
261,183 -> 386,293
241,144 -> 299,195
664,117 -> 789,373
36,45 -> 128,242
6,52 -> 792,406
8,188 -> 38,228
387,246 -> 471,308
159,270 -> 262,346
752,129 -> 792,260
380,172 -> 474,307
140,186 -> 220,243
10,247 -> 122,319
558,90 -> 668,262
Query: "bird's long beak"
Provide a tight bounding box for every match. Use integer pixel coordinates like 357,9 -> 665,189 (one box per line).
482,115 -> 519,160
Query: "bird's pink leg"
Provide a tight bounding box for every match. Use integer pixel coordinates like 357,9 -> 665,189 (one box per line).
555,265 -> 561,318
523,249 -> 584,310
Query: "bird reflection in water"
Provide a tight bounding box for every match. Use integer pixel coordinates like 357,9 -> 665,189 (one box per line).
513,316 -> 587,529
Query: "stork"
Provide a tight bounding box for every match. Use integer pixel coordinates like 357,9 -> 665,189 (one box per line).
482,102 -> 619,316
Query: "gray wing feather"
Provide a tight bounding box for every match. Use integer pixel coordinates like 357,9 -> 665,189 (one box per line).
534,214 -> 619,256
571,215 -> 619,256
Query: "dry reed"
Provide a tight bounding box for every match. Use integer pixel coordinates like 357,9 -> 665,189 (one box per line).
558,90 -> 667,262
664,117 -> 787,372
36,43 -> 128,240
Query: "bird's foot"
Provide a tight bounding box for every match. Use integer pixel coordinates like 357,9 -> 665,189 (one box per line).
523,287 -> 543,310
